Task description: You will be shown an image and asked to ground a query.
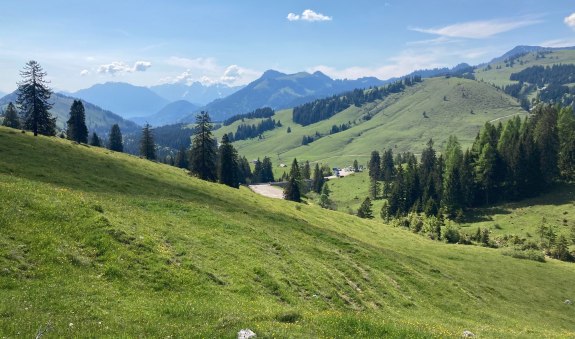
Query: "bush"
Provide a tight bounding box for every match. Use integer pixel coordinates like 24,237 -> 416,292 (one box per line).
502,249 -> 545,262
443,223 -> 460,244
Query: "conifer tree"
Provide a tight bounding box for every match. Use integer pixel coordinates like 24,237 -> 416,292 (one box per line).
318,183 -> 333,209
66,100 -> 88,143
368,151 -> 381,181
139,123 -> 156,160
284,158 -> 302,201
302,160 -> 311,180
190,111 -> 217,181
558,107 -> 575,180
109,124 -> 123,152
175,147 -> 189,169
218,133 -> 239,188
90,132 -> 101,147
532,105 -> 559,185
357,197 -> 374,219
312,163 -> 325,193
2,102 -> 20,129
237,156 -> 252,184
17,60 -> 56,136
260,157 -> 274,182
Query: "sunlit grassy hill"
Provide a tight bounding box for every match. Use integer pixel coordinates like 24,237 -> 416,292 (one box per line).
215,77 -> 527,168
0,126 -> 574,337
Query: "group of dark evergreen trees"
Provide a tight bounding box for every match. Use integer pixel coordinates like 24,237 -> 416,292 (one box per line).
370,104 -> 575,220
228,117 -> 280,142
292,77 -> 420,126
223,107 -> 275,126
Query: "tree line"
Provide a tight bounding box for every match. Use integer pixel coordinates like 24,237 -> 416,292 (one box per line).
228,117 -> 280,142
223,107 -> 275,126
367,104 -> 575,221
292,77 -> 421,126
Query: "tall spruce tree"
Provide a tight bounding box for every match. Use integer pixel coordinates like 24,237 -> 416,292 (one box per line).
218,133 -> 239,188
66,100 -> 88,143
139,123 -> 156,160
175,147 -> 189,169
90,132 -> 101,147
284,158 -> 302,201
357,197 -> 374,219
368,151 -> 381,181
533,105 -> 559,185
558,107 -> 575,180
109,124 -> 123,152
312,163 -> 325,193
190,111 -> 217,181
2,102 -> 20,129
16,60 -> 56,136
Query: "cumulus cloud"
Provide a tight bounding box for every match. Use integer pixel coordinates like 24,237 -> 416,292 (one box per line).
287,9 -> 332,22
411,18 -> 540,39
80,69 -> 89,76
565,13 -> 575,28
165,60 -> 259,86
97,61 -> 152,75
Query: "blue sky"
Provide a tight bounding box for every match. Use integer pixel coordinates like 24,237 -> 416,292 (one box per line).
0,0 -> 574,93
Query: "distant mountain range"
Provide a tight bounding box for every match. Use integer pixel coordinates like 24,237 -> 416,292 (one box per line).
149,82 -> 242,106
72,82 -> 170,119
183,70 -> 387,122
132,100 -> 198,126
0,92 -> 139,135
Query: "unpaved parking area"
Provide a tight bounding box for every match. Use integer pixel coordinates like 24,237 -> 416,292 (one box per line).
249,184 -> 284,199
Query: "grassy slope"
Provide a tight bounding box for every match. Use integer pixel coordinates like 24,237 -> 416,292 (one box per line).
1,127 -> 574,337
476,50 -> 575,87
215,77 -> 527,169
0,93 -> 139,134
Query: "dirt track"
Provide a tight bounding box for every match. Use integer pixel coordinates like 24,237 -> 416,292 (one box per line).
249,184 -> 284,199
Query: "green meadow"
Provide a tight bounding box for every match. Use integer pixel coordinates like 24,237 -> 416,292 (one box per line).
1,126 -> 574,337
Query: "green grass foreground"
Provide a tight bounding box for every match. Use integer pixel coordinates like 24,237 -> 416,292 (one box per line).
1,127 -> 574,337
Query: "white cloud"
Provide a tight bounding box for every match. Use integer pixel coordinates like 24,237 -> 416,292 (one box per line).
287,9 -> 332,22
411,18 -> 540,39
97,61 -> 152,75
541,38 -> 575,48
565,13 -> 575,28
80,69 -> 89,76
164,58 -> 260,86
133,61 -> 152,72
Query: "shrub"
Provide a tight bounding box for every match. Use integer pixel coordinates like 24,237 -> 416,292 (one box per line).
443,223 -> 461,244
502,249 -> 545,262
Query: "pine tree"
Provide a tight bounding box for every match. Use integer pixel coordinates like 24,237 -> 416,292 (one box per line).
357,197 -> 374,219
558,107 -> 575,180
368,150 -> 381,181
237,156 -> 252,184
369,177 -> 381,199
90,132 -> 101,147
175,147 -> 189,169
66,100 -> 88,143
190,111 -> 217,181
16,60 -> 56,136
532,105 -> 559,185
319,183 -> 333,209
476,143 -> 497,205
108,124 -> 123,152
312,163 -> 325,193
283,176 -> 301,202
353,159 -> 359,172
260,157 -> 274,182
302,160 -> 311,179
139,123 -> 156,160
284,158 -> 303,201
218,134 -> 239,188
2,102 -> 20,129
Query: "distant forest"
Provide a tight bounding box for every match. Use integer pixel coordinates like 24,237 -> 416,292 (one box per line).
292,76 -> 421,126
